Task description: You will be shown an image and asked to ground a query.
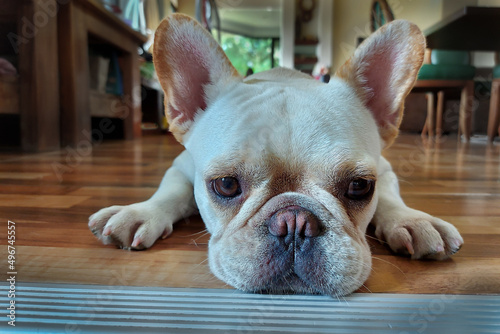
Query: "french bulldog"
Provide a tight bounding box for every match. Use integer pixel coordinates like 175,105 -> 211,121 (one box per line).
89,14 -> 463,296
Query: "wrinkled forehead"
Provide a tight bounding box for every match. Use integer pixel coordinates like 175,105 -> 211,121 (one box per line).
184,77 -> 382,172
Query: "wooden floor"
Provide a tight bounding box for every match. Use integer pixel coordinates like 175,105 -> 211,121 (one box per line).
1,133 -> 499,295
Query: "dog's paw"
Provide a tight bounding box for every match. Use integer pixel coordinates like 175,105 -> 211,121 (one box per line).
88,202 -> 172,250
375,210 -> 463,260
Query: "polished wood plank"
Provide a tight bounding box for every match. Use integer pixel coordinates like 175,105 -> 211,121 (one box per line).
0,194 -> 90,208
0,133 -> 499,295
0,172 -> 50,180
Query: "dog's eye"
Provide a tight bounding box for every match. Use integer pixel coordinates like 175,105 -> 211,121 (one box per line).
346,178 -> 374,200
212,177 -> 241,198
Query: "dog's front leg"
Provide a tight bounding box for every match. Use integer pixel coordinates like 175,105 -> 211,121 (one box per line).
372,157 -> 463,260
89,151 -> 198,250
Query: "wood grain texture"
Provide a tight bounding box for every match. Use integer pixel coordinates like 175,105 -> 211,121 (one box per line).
0,75 -> 19,114
58,0 -> 147,148
18,0 -> 61,151
488,79 -> 500,142
0,133 -> 499,295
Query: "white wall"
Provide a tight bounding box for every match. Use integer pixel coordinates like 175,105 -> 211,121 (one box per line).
316,0 -> 333,71
478,0 -> 500,4
331,0 -> 500,71
280,0 -> 295,68
331,0 -> 447,71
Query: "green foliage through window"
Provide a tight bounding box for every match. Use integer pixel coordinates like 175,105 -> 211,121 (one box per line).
214,31 -> 280,76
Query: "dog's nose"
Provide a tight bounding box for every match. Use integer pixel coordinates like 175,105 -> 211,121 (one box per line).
268,206 -> 321,238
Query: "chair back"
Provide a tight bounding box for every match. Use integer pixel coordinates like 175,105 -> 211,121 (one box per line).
431,50 -> 470,65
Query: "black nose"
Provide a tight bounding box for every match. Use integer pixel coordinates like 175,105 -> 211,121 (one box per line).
268,206 -> 321,239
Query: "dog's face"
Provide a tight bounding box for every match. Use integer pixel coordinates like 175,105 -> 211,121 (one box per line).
185,74 -> 380,295
154,14 -> 425,295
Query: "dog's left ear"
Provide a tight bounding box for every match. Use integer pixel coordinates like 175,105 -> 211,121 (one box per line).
336,20 -> 425,148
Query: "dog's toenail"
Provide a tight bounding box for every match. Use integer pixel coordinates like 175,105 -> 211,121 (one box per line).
404,241 -> 415,255
131,237 -> 142,248
452,239 -> 463,249
103,227 -> 111,236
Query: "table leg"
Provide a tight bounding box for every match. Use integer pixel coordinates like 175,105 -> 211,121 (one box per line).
423,92 -> 435,138
18,0 -> 60,151
121,52 -> 142,140
436,91 -> 444,138
459,81 -> 474,142
487,79 -> 500,142
58,1 -> 91,148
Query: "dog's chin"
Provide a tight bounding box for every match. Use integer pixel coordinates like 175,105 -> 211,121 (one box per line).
236,271 -> 363,297
211,246 -> 371,297
251,274 -> 323,295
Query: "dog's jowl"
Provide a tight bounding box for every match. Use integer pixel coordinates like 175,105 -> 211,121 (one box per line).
89,14 -> 463,296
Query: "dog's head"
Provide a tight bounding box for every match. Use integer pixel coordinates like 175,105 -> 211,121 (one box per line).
154,14 -> 425,296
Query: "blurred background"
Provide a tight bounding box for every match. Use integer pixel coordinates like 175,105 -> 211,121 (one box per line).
1,0 -> 500,151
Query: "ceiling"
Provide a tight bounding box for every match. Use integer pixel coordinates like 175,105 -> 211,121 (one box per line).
215,0 -> 282,38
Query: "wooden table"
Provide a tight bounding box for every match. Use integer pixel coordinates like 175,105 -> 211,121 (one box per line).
419,7 -> 500,141
425,6 -> 500,51
412,80 -> 474,140
58,0 -> 148,147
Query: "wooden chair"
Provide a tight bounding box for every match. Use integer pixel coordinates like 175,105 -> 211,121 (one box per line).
488,65 -> 500,142
416,50 -> 475,141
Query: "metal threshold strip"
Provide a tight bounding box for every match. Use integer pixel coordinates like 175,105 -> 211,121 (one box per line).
1,283 -> 499,333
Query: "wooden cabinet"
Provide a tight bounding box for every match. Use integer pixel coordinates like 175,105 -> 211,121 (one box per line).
58,0 -> 147,148
0,0 -> 60,151
0,0 -> 147,151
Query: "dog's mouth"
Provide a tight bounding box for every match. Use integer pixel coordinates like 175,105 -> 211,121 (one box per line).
209,196 -> 372,297
250,232 -> 358,296
210,224 -> 371,297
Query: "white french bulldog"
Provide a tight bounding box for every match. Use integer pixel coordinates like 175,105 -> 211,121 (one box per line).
89,14 -> 463,296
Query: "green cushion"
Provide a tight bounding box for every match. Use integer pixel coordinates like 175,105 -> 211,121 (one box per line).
493,65 -> 500,79
431,50 -> 470,65
418,64 -> 476,80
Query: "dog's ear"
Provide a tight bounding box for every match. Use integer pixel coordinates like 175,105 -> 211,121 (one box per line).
153,14 -> 241,143
335,20 -> 425,148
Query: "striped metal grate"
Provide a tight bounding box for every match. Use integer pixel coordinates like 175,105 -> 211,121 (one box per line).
1,283 -> 499,333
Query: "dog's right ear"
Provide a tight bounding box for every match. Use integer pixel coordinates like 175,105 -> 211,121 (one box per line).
154,14 -> 241,143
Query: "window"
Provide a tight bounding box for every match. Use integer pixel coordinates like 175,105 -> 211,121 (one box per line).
216,31 -> 280,76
